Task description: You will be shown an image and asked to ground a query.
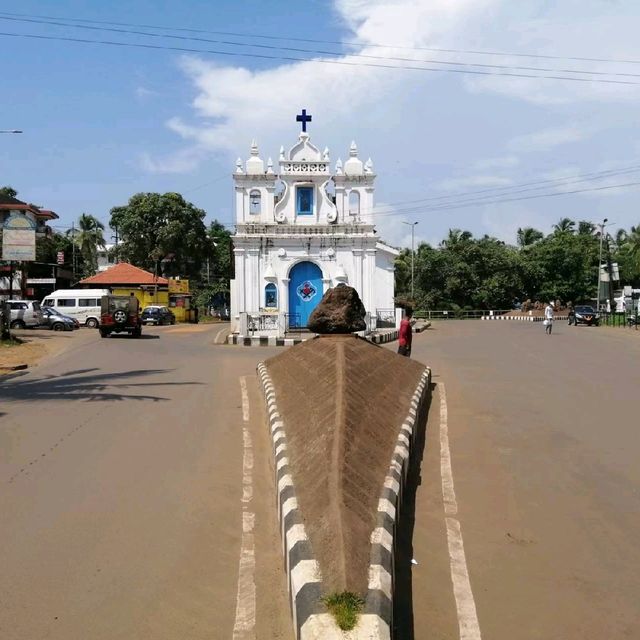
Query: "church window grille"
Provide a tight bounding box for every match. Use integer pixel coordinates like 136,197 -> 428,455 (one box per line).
249,189 -> 262,215
296,186 -> 314,216
265,283 -> 278,308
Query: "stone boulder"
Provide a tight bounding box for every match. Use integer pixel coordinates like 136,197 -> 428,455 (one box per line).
307,285 -> 366,334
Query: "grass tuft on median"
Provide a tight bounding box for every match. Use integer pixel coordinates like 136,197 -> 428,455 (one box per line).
322,591 -> 364,631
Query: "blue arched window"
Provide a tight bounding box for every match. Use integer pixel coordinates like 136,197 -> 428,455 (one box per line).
265,283 -> 278,308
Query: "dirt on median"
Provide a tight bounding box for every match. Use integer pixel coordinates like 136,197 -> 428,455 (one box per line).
265,334 -> 424,595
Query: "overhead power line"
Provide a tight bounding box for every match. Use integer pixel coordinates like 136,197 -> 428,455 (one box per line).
369,180 -> 640,219
1,9 -> 639,66
364,163 -> 640,216
2,30 -> 640,86
2,14 -> 640,81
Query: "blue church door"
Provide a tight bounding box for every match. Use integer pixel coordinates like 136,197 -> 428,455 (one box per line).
288,261 -> 323,328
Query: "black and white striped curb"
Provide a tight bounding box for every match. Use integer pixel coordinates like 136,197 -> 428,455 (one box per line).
361,366 -> 432,639
257,362 -> 342,639
231,328 -> 401,347
228,335 -> 307,346
481,315 -> 569,322
257,360 -> 432,639
365,329 -> 398,344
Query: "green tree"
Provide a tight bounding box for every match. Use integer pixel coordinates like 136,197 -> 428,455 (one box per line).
625,225 -> 640,270
0,186 -> 18,199
553,217 -> 576,234
577,220 -> 596,236
110,192 -> 209,279
69,213 -> 106,277
516,227 -> 544,248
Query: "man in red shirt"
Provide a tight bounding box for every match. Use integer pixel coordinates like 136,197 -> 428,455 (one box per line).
398,308 -> 413,357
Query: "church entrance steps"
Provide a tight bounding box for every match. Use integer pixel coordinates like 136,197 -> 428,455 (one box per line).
257,336 -> 432,638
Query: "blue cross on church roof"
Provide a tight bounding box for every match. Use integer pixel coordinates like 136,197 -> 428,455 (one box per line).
296,109 -> 312,133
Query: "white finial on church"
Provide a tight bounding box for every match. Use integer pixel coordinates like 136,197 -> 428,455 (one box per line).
279,145 -> 285,161
364,157 -> 373,174
323,147 -> 330,162
344,142 -> 363,176
267,157 -> 275,175
236,157 -> 244,174
335,158 -> 343,175
246,139 -> 264,174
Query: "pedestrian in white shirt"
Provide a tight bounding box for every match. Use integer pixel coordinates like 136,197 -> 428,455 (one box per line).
544,301 -> 554,335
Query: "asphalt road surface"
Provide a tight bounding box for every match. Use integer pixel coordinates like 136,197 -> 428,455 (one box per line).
3,321 -> 639,639
0,324 -> 293,640
405,321 -> 640,640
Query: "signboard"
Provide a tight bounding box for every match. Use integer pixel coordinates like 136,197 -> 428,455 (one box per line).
2,229 -> 36,261
57,251 -> 65,265
27,278 -> 57,284
2,213 -> 36,261
168,278 -> 190,294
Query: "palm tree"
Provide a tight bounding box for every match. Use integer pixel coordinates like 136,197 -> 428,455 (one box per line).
441,228 -> 472,248
615,228 -> 628,246
625,224 -> 640,268
73,213 -> 106,276
553,218 -> 575,234
516,227 -> 544,247
577,220 -> 596,236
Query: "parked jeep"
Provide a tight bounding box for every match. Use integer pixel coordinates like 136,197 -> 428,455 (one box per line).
99,295 -> 142,338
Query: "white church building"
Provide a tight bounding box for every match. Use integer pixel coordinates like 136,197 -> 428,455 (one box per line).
230,112 -> 398,337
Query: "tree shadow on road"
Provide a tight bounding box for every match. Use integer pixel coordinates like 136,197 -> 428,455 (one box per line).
393,382 -> 434,640
0,367 -> 202,405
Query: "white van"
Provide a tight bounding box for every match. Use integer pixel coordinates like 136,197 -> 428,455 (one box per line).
42,289 -> 109,328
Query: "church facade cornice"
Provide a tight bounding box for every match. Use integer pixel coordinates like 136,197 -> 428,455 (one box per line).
235,222 -> 376,237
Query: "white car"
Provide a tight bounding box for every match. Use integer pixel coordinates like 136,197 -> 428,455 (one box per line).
6,299 -> 43,329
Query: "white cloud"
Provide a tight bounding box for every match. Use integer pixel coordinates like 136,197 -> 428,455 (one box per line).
139,147 -> 206,174
135,86 -> 159,100
473,155 -> 519,170
142,0 -> 640,244
438,175 -> 513,191
508,126 -> 589,153
161,0 -> 501,156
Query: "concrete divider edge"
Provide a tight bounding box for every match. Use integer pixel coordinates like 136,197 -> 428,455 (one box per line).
257,360 -> 432,639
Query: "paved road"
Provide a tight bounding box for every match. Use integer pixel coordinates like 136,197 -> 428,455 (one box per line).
0,324 -> 293,640
405,321 -> 640,639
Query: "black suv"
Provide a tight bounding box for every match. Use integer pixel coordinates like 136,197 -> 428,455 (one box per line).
569,305 -> 599,326
99,295 -> 142,338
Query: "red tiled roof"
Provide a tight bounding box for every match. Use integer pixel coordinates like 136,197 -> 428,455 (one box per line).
79,262 -> 169,286
36,209 -> 59,220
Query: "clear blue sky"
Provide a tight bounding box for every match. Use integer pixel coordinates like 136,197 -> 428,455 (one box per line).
2,0 -> 640,249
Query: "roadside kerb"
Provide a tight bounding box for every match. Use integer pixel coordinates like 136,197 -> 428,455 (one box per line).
231,328 -> 405,347
257,360 -> 432,639
361,366 -> 431,638
256,361 -> 341,639
481,315 -> 569,322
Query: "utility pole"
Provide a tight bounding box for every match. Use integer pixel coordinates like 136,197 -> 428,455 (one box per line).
71,221 -> 76,281
597,218 -> 608,311
402,221 -> 419,299
111,224 -> 119,264
8,260 -> 13,299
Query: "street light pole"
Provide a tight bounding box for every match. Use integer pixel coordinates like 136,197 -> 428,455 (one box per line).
597,217 -> 608,311
0,130 -> 23,134
402,221 -> 419,299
